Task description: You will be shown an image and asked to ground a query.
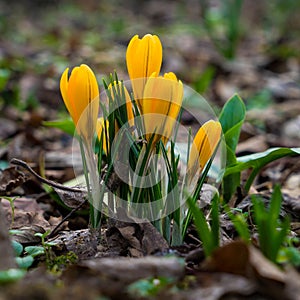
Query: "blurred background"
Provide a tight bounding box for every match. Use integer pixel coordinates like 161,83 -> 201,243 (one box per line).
0,0 -> 299,170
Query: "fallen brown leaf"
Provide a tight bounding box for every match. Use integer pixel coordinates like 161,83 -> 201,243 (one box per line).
2,197 -> 51,230
106,208 -> 169,257
10,225 -> 45,245
0,166 -> 26,196
202,240 -> 300,300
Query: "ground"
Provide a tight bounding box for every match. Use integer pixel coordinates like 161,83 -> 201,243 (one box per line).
0,1 -> 300,299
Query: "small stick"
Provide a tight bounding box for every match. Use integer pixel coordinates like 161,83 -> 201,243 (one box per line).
47,200 -> 87,239
11,158 -> 89,238
10,158 -> 84,193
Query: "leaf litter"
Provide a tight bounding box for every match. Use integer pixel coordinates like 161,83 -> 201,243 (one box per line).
0,1 -> 300,299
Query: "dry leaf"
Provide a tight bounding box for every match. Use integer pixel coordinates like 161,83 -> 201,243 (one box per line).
2,197 -> 50,230
11,225 -> 45,245
53,187 -> 88,209
202,240 -> 300,300
0,166 -> 26,195
182,273 -> 255,300
106,208 -> 169,257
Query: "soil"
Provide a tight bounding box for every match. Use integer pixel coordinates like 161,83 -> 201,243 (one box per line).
0,1 -> 299,299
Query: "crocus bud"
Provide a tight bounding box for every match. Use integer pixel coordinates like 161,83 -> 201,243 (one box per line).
188,120 -> 222,175
60,64 -> 99,142
142,72 -> 183,145
126,34 -> 162,113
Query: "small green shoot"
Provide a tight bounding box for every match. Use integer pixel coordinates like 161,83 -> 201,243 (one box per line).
25,246 -> 45,258
225,206 -> 250,243
127,276 -> 176,297
252,185 -> 290,263
187,194 -> 220,257
2,196 -> 18,227
0,68 -> 10,91
200,0 -> 244,59
15,256 -> 34,270
35,230 -> 77,271
193,66 -> 216,94
219,95 -> 300,201
11,240 -> 44,270
35,230 -> 56,267
278,247 -> 300,267
0,269 -> 26,284
11,240 -> 23,257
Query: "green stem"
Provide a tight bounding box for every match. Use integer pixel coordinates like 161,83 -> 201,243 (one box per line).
182,154 -> 214,238
131,143 -> 153,203
79,138 -> 101,228
244,167 -> 260,194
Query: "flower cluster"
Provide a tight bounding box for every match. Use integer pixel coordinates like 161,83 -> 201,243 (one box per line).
60,34 -> 220,164
59,34 -> 222,237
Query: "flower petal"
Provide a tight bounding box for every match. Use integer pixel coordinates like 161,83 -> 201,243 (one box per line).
60,64 -> 99,141
142,72 -> 183,144
60,67 -> 75,120
188,120 -> 222,173
126,34 -> 162,109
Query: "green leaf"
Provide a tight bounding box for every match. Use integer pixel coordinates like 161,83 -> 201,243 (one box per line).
238,147 -> 300,167
0,160 -> 9,170
251,186 -> 290,263
211,195 -> 220,248
9,230 -> 24,235
273,218 -> 290,262
223,122 -> 244,163
45,241 -> 57,247
225,206 -> 250,242
16,255 -> 34,269
187,196 -> 217,257
219,94 -> 246,201
225,148 -> 300,192
222,146 -> 240,201
128,276 -> 175,297
269,185 -> 283,226
0,69 -> 10,91
0,269 -> 25,284
219,94 -> 245,138
11,240 -> 23,257
43,119 -> 75,136
24,246 -> 45,258
193,66 -> 216,94
278,247 -> 300,267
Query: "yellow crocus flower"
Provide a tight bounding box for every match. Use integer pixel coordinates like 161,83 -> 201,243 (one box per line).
126,34 -> 162,112
142,72 -> 183,145
188,120 -> 222,175
60,64 -> 99,142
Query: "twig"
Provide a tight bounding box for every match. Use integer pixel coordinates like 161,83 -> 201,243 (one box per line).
10,158 -> 84,193
47,200 -> 87,239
